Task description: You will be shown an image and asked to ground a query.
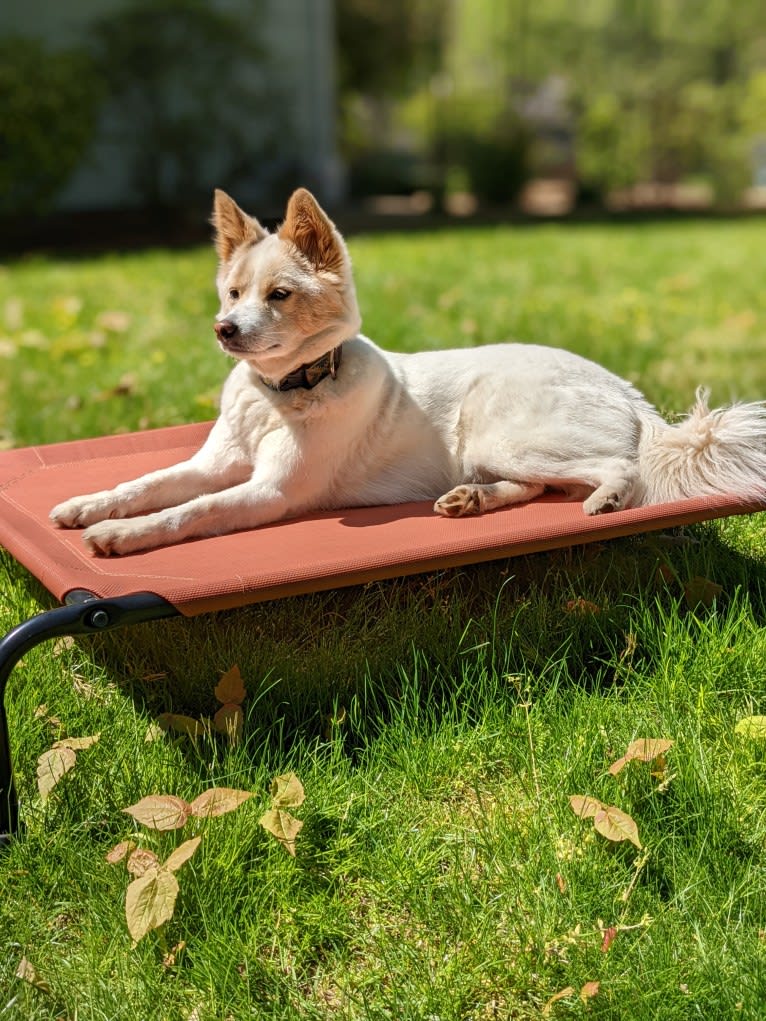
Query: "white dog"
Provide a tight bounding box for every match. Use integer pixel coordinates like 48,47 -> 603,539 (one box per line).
50,188 -> 766,556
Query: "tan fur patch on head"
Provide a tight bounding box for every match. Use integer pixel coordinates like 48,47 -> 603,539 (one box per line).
278,188 -> 345,274
212,189 -> 268,264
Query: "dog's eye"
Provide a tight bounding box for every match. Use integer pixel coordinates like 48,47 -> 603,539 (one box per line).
228,288 -> 239,301
268,288 -> 292,302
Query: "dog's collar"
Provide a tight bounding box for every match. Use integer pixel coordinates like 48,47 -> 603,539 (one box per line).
259,345 -> 343,392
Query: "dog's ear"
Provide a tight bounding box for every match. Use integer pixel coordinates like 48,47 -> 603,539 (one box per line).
212,190 -> 267,264
278,188 -> 346,273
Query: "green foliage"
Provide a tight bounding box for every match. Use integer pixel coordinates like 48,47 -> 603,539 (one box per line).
0,38 -> 103,215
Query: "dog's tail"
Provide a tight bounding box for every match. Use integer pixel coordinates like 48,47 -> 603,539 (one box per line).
638,388 -> 766,505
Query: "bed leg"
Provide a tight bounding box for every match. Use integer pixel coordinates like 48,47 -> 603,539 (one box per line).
0,592 -> 178,846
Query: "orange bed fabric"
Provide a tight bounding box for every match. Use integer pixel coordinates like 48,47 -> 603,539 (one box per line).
0,423 -> 762,616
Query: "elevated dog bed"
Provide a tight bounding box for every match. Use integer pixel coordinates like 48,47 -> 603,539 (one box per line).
1,421 -> 763,842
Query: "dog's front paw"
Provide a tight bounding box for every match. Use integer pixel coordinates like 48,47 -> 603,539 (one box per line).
82,520 -> 150,557
434,485 -> 484,518
50,492 -> 120,529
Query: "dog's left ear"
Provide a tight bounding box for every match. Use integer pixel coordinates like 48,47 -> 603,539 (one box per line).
278,189 -> 346,274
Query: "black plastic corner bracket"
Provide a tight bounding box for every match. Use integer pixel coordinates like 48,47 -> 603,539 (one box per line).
0,591 -> 179,847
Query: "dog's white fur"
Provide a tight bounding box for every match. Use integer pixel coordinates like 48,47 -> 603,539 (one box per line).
50,188 -> 766,556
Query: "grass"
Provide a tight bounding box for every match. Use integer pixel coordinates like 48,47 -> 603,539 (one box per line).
2,217 -> 766,1019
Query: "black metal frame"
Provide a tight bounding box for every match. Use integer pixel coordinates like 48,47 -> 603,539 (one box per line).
0,590 -> 179,846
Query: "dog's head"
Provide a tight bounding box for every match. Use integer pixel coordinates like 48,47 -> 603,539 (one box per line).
211,188 -> 361,380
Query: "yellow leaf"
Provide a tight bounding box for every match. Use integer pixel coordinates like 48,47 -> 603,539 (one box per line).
123,795 -> 192,831
144,721 -> 166,743
684,575 -> 723,608
125,868 -> 179,942
164,836 -> 202,873
127,848 -> 161,877
270,773 -> 305,809
189,787 -> 253,819
36,747 -> 76,801
569,794 -> 603,819
259,808 -> 304,856
105,839 -> 137,864
52,733 -> 101,751
213,704 -> 243,745
542,986 -> 575,1016
594,805 -> 642,848
214,664 -> 246,706
735,716 -> 766,739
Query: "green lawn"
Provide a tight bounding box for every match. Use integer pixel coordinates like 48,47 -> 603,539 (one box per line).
2,218 -> 766,1019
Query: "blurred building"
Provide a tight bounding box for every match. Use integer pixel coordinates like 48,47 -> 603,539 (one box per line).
0,0 -> 341,214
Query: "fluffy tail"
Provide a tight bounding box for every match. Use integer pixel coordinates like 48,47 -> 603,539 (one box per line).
638,388 -> 766,505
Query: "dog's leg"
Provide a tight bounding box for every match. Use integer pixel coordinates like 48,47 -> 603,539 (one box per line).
434,481 -> 545,518
582,475 -> 635,515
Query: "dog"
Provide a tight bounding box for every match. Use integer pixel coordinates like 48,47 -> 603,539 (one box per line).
50,188 -> 766,556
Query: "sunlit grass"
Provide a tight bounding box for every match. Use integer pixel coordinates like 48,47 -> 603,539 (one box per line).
2,218 -> 766,1018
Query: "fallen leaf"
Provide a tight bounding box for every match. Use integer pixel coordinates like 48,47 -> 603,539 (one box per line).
37,747 -> 76,801
144,721 -> 166,743
124,795 -> 192,831
214,664 -> 246,706
735,716 -> 766,739
270,773 -> 305,809
593,805 -> 642,848
213,704 -> 243,744
684,576 -> 723,608
96,310 -> 131,333
600,925 -> 618,953
555,872 -> 567,894
127,848 -> 161,877
106,839 -> 137,864
609,738 -> 673,775
52,733 -> 101,751
542,986 -> 575,1016
164,836 -> 202,873
569,794 -> 604,819
580,980 -> 600,1002
15,956 -> 51,993
190,787 -> 253,819
52,636 -> 75,656
259,808 -> 304,856
162,940 -> 186,969
125,868 -> 179,942
564,597 -> 600,615
157,713 -> 209,739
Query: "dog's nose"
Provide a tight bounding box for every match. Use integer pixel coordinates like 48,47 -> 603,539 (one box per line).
215,319 -> 238,341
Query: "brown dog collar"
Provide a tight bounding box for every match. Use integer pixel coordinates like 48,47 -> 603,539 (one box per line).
260,344 -> 343,392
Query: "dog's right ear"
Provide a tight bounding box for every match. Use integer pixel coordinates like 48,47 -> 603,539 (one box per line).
211,190 -> 268,264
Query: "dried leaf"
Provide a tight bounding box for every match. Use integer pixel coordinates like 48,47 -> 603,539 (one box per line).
542,986 -> 575,1016
52,635 -> 75,656
601,925 -> 618,953
213,704 -> 243,745
157,713 -> 209,739
214,665 -> 246,706
608,738 -> 674,775
127,848 -> 161,877
735,715 -> 766,739
564,597 -> 600,615
580,980 -> 600,1002
555,872 -> 567,894
594,805 -> 642,848
125,868 -> 179,942
162,940 -> 186,969
190,787 -> 253,819
259,808 -> 304,856
124,795 -> 191,831
15,957 -> 51,993
569,794 -> 603,819
106,839 -> 137,864
684,575 -> 723,608
36,746 -> 76,801
270,773 -> 305,809
52,733 -> 101,751
164,836 -> 201,873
